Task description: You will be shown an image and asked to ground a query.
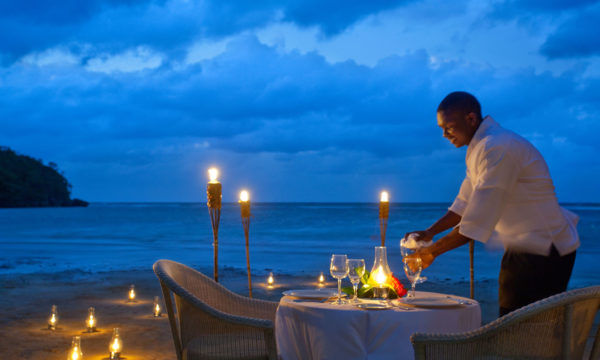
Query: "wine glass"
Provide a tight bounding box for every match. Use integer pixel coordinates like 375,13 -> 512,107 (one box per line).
401,233 -> 428,284
403,256 -> 422,298
347,259 -> 365,303
330,254 -> 349,305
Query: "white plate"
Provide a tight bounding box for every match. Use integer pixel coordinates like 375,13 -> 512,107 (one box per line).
282,289 -> 339,299
397,296 -> 464,308
355,302 -> 393,310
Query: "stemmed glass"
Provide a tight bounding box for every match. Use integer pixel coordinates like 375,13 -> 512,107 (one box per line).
330,254 -> 349,305
347,259 -> 365,303
403,257 -> 422,298
401,234 -> 428,284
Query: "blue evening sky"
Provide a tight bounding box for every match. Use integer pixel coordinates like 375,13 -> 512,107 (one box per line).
1,0 -> 599,202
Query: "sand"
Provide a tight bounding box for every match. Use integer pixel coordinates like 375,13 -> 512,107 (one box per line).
0,267 -> 502,360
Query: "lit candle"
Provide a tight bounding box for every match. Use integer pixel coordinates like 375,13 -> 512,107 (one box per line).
128,284 -> 136,302
267,272 -> 274,287
318,272 -> 325,285
48,304 -> 58,330
206,167 -> 222,209
86,307 -> 96,332
374,265 -> 388,286
239,190 -> 250,218
153,296 -> 161,317
109,328 -> 122,360
68,336 -> 83,360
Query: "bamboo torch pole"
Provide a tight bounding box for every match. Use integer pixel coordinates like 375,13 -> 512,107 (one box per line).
239,190 -> 252,297
469,240 -> 474,299
207,168 -> 222,282
379,191 -> 389,247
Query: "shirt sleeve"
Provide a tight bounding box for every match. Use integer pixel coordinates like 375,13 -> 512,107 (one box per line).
458,144 -> 521,243
449,176 -> 472,216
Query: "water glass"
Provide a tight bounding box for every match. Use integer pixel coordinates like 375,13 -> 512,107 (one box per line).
403,257 -> 422,298
330,254 -> 349,305
347,259 -> 365,302
401,234 -> 428,284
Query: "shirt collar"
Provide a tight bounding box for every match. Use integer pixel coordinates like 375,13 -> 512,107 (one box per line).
467,115 -> 496,157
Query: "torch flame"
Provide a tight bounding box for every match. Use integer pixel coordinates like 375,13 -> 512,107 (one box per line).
380,191 -> 389,202
239,190 -> 249,202
208,168 -> 219,183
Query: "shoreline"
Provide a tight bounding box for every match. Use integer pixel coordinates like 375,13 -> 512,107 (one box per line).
0,266 -> 501,360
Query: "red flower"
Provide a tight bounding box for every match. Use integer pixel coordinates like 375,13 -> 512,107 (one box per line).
390,274 -> 407,297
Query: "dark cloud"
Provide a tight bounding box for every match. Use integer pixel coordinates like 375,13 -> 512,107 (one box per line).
0,0 -> 411,64
540,6 -> 600,59
491,0 -> 595,15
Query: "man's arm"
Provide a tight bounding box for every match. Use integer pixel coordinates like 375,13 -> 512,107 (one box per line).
403,210 -> 462,242
411,227 -> 471,270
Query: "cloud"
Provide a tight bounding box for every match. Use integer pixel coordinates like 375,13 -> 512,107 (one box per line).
0,0 -> 412,65
540,5 -> 600,59
1,32 -> 599,201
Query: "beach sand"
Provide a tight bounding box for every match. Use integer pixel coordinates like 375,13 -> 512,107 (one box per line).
0,267 -> 501,360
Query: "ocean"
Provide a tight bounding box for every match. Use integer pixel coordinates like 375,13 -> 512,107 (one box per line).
0,203 -> 598,288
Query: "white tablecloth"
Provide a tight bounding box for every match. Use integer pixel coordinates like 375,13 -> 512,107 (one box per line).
275,291 -> 481,360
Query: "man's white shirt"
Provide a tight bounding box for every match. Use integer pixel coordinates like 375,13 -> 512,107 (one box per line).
449,116 -> 580,256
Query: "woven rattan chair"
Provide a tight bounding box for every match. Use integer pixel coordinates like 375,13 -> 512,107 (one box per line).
153,259 -> 279,360
411,285 -> 600,360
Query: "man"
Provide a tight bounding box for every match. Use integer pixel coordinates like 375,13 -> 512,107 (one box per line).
406,91 -> 579,316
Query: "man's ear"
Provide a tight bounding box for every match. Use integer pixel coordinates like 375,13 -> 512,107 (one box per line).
467,112 -> 477,126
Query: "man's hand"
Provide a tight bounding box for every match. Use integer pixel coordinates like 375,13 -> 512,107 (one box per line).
404,248 -> 435,272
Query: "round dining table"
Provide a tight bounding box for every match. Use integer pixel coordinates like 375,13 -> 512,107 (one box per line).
275,291 -> 481,360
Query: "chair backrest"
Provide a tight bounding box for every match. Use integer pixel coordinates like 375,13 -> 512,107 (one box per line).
153,259 -> 277,360
412,286 -> 600,360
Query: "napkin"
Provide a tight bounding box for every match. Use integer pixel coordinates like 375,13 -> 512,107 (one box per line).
401,233 -> 433,249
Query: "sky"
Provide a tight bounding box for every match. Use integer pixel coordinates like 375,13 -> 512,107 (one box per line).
1,0 -> 599,202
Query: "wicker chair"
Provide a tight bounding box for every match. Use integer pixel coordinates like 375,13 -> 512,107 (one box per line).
153,260 -> 279,360
411,286 -> 600,360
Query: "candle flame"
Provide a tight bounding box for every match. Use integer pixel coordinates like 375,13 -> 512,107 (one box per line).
267,273 -> 274,285
318,272 -> 325,283
50,314 -> 56,324
129,288 -> 135,300
374,266 -> 387,285
111,339 -> 121,352
70,347 -> 80,360
380,191 -> 389,202
87,315 -> 95,328
239,190 -> 249,202
208,168 -> 219,182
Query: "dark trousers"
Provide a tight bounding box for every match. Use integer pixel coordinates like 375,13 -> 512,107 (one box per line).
498,245 -> 576,317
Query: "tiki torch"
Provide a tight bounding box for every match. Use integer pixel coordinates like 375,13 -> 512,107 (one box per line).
379,191 -> 389,246
207,167 -> 222,282
239,190 -> 253,297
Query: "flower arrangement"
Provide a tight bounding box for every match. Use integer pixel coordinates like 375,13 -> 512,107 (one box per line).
342,269 -> 407,299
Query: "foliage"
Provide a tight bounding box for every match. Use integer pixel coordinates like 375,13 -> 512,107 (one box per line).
342,269 -> 407,299
0,146 -> 88,208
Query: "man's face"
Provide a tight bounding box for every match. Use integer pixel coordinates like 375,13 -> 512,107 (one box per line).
437,110 -> 477,148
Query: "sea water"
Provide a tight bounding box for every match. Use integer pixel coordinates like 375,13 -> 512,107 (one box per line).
0,203 -> 598,288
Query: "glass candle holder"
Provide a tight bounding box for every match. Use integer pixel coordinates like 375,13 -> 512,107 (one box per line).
153,296 -> 161,317
68,336 -> 83,360
109,328 -> 122,359
48,304 -> 58,330
128,284 -> 136,302
86,306 -> 96,332
370,246 -> 392,300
